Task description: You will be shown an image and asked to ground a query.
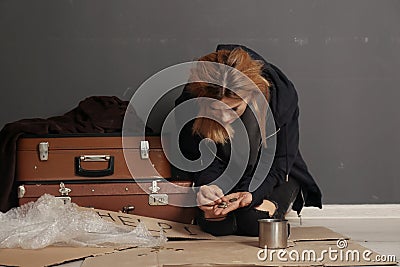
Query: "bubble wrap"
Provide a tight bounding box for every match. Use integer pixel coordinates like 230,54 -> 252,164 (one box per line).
0,194 -> 167,249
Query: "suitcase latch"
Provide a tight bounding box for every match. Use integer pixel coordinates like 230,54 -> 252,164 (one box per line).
140,140 -> 150,159
38,142 -> 49,161
18,185 -> 26,198
122,206 -> 135,214
149,180 -> 168,206
58,182 -> 72,204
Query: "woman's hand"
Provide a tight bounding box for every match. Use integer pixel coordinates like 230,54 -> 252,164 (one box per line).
255,199 -> 277,216
197,185 -> 225,219
197,187 -> 253,219
197,185 -> 224,206
213,191 -> 253,216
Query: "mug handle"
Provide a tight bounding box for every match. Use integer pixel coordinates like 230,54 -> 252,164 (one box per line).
287,223 -> 291,238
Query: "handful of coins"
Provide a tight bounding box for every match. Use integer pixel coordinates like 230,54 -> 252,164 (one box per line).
217,197 -> 238,208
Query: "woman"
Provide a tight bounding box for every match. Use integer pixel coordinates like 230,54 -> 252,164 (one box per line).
175,44 -> 322,236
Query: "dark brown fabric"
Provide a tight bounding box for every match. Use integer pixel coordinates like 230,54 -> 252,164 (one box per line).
0,96 -> 146,212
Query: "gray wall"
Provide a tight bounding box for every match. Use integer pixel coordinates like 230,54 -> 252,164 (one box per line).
1,0 -> 399,204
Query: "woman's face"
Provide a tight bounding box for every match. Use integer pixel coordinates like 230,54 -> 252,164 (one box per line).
209,97 -> 248,125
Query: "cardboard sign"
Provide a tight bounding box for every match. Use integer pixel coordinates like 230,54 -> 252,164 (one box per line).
85,208 -> 215,240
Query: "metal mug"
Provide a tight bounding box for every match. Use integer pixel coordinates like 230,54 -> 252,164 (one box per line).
258,218 -> 291,249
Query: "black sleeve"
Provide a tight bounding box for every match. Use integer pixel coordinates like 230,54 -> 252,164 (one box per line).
248,106 -> 300,208
192,157 -> 226,187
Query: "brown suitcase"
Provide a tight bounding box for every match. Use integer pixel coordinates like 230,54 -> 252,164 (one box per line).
16,134 -> 197,224
16,134 -> 171,181
18,180 -> 196,224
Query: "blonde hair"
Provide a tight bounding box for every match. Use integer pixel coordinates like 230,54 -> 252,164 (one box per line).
186,48 -> 270,145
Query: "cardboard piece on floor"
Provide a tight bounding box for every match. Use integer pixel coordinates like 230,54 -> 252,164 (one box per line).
86,208 -> 215,240
213,236 -> 296,249
81,239 -> 397,267
161,266 -> 307,267
80,241 -> 320,267
0,246 -> 123,267
289,226 -> 349,242
294,240 -> 398,266
156,241 -> 312,266
81,247 -> 158,267
194,226 -> 347,248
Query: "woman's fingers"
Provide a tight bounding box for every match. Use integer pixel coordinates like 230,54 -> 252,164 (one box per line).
197,191 -> 213,206
197,185 -> 224,206
211,185 -> 224,199
198,204 -> 214,212
215,192 -> 253,215
220,192 -> 238,203
239,193 -> 252,207
215,198 -> 241,215
197,189 -> 253,216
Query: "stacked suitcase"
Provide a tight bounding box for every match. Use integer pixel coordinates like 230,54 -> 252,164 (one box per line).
15,134 -> 196,224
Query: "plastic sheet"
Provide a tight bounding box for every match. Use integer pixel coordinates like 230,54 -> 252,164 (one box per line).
0,194 -> 167,249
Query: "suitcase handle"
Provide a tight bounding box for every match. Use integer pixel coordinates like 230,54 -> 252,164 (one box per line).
75,155 -> 115,177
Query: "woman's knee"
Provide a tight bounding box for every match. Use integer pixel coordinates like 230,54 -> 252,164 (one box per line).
196,213 -> 237,236
235,208 -> 272,237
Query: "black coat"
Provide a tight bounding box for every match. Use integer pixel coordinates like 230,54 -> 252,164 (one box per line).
175,44 -> 322,214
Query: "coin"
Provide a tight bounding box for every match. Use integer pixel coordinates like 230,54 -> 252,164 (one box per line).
217,202 -> 228,208
229,198 -> 238,202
